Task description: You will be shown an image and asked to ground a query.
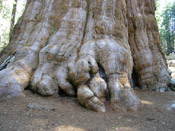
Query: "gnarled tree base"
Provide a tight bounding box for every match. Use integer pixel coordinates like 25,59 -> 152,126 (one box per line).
0,0 -> 170,112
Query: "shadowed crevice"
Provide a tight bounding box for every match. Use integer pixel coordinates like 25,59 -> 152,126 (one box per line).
97,63 -> 110,101
131,67 -> 140,88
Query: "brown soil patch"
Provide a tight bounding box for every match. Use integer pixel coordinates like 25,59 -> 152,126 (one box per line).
0,89 -> 175,131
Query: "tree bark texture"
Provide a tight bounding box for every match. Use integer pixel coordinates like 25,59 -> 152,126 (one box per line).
0,0 -> 171,112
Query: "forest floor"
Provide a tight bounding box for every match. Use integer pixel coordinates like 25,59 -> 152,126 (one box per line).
0,88 -> 175,131
1,59 -> 175,131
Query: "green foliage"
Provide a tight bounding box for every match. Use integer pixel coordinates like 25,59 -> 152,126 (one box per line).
155,0 -> 161,25
0,0 -> 26,52
156,0 -> 175,54
0,0 -> 12,52
0,1 -> 2,13
161,2 -> 175,54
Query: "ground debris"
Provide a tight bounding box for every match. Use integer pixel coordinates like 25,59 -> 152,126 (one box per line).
167,102 -> 175,111
27,103 -> 56,111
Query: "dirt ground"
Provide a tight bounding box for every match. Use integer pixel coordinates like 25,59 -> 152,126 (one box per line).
0,89 -> 175,131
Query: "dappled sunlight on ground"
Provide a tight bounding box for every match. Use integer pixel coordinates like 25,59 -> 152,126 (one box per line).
54,125 -> 86,131
141,100 -> 153,105
113,127 -> 140,131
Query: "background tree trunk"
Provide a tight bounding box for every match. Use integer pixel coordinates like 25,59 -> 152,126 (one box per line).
9,0 -> 17,38
0,0 -> 3,13
0,0 -> 171,112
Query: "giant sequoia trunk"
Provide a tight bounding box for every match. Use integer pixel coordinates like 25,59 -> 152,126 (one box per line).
0,0 -> 171,112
